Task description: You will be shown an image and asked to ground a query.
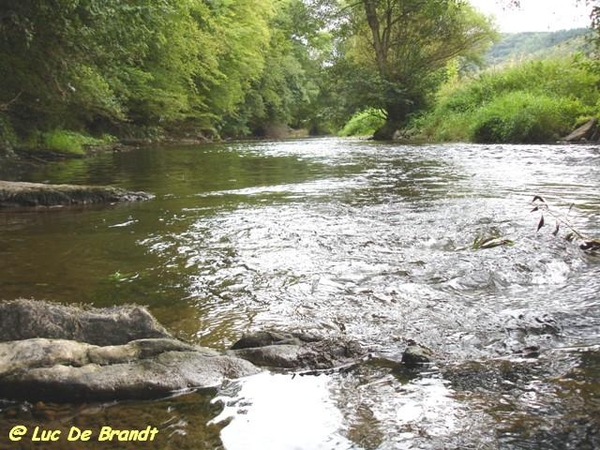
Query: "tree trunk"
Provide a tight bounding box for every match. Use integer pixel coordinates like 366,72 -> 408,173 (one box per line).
372,120 -> 397,140
363,0 -> 387,77
372,102 -> 409,140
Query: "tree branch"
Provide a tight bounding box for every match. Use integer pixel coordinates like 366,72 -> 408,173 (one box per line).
0,92 -> 22,111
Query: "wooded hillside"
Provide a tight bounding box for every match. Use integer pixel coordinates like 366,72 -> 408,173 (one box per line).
486,28 -> 592,66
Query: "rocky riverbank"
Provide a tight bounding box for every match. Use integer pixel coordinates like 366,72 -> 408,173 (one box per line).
0,300 -> 376,402
0,180 -> 153,208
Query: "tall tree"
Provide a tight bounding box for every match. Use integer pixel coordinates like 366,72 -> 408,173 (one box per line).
336,0 -> 496,139
0,0 -> 213,135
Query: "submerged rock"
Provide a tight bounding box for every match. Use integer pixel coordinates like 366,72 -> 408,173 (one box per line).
230,330 -> 321,349
401,343 -> 434,367
0,180 -> 153,208
228,331 -> 365,370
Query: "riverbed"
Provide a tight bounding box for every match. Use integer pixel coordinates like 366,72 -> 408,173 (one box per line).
0,138 -> 598,449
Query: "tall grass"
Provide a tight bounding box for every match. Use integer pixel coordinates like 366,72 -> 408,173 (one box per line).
416,58 -> 600,143
471,92 -> 585,143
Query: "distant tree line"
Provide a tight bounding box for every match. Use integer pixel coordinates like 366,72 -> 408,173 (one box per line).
1,0 -> 597,147
0,0 -> 324,144
486,28 -> 591,66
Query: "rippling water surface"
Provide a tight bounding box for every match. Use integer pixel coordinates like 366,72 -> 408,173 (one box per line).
0,139 -> 599,449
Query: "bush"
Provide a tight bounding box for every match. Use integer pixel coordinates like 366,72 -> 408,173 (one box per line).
416,57 -> 600,143
339,108 -> 386,137
24,130 -> 116,156
470,92 -> 587,143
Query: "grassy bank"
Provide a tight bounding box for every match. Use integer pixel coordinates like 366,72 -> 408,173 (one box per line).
0,129 -> 117,159
413,57 -> 600,143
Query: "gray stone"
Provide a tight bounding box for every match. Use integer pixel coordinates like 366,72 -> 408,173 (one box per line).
0,180 -> 153,208
401,344 -> 434,367
0,300 -> 368,402
0,299 -> 172,346
0,338 -> 258,402
229,332 -> 365,370
230,330 -> 320,350
562,118 -> 598,143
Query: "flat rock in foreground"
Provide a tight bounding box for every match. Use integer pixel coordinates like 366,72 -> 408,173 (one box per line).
0,299 -> 172,346
0,300 -> 367,402
0,300 -> 258,401
0,180 -> 152,208
0,338 -> 258,402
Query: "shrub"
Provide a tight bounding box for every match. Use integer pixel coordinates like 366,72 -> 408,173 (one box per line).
470,92 -> 587,143
23,130 -> 117,156
415,57 -> 599,143
339,108 -> 386,137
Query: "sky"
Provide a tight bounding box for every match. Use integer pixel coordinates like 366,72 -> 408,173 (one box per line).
469,0 -> 593,33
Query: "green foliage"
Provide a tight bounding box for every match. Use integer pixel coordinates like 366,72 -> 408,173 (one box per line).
222,0 -> 329,137
196,0 -> 273,128
25,130 -> 115,156
0,113 -> 17,151
1,0 -> 592,146
331,0 -> 497,138
471,92 -> 584,143
417,57 -> 599,143
44,131 -> 88,156
339,109 -> 386,136
0,0 -> 330,142
0,0 -> 206,133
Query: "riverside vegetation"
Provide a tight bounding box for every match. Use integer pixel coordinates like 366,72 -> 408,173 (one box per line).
0,0 -> 599,155
414,56 -> 600,143
341,28 -> 600,142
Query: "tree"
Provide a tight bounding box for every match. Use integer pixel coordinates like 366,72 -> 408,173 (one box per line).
221,0 -> 331,137
0,0 -> 213,136
335,0 -> 496,139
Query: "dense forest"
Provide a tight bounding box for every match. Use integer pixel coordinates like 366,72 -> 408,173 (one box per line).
0,0 -> 597,153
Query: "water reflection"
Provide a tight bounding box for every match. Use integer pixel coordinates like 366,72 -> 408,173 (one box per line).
332,364 -> 484,450
0,389 -> 225,450
212,366 -> 484,450
212,372 -> 352,450
445,347 -> 600,450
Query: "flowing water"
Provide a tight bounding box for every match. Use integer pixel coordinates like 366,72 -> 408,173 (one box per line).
0,138 -> 599,449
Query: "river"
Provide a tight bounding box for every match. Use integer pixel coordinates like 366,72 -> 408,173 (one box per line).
0,138 -> 598,449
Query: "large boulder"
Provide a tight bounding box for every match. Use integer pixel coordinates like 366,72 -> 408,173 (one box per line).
0,300 -> 370,402
0,338 -> 258,402
0,299 -> 172,346
0,180 -> 153,208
